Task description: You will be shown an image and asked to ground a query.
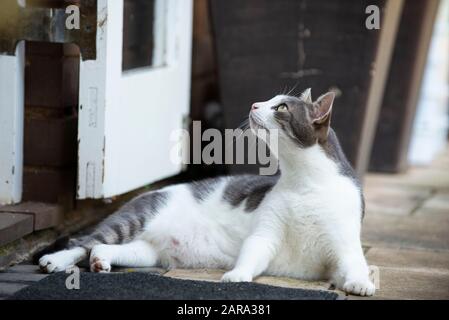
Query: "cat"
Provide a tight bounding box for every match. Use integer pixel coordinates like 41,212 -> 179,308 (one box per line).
39,89 -> 375,296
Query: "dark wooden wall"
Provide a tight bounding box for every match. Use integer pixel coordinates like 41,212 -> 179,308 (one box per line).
190,0 -> 219,123
23,42 -> 79,204
188,0 -> 224,178
210,0 -> 389,174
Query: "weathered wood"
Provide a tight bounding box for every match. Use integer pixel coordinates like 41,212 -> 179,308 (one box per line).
23,41 -> 79,204
77,0 -> 193,199
0,42 -> 24,205
188,0 -> 224,178
22,167 -> 75,203
0,212 -> 33,246
25,42 -> 64,108
0,202 -> 63,231
191,0 -> 218,120
210,0 -> 393,174
356,0 -> 404,177
24,116 -> 77,167
370,0 -> 440,173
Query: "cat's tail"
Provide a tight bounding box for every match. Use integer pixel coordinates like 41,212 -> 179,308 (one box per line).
67,190 -> 169,252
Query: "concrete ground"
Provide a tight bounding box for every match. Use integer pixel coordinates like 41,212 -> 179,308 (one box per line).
1,147 -> 448,300
359,147 -> 449,300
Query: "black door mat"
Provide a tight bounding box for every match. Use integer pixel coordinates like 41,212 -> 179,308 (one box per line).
9,272 -> 339,300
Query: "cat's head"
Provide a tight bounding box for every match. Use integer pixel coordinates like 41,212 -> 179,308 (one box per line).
249,89 -> 335,148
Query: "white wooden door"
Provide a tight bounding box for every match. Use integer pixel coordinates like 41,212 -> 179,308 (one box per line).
0,42 -> 24,205
77,0 -> 193,199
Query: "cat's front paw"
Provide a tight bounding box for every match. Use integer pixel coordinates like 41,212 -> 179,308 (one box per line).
90,257 -> 111,273
90,244 -> 112,273
39,252 -> 74,273
343,279 -> 375,296
221,269 -> 253,283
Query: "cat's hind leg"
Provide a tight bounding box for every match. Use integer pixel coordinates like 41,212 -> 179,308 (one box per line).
39,190 -> 168,273
89,240 -> 159,272
39,247 -> 87,273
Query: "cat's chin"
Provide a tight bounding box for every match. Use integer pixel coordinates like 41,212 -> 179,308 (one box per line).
249,114 -> 267,131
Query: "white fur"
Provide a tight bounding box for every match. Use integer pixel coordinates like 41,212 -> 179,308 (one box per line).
90,240 -> 158,272
39,247 -> 87,273
40,95 -> 375,296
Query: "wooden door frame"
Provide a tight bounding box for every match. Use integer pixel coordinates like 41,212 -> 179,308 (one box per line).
355,0 -> 404,177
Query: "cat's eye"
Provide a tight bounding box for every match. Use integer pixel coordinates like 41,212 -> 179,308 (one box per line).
274,104 -> 288,112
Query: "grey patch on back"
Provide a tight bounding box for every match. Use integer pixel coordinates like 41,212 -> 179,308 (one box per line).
68,190 -> 169,250
322,129 -> 359,184
321,128 -> 365,218
189,177 -> 222,202
123,191 -> 169,216
223,173 -> 280,212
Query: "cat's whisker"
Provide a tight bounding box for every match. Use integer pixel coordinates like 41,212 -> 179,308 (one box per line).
286,83 -> 299,96
224,120 -> 251,151
237,118 -> 250,130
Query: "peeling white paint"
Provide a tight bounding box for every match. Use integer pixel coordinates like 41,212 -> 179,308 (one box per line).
77,0 -> 193,199
0,42 -> 24,205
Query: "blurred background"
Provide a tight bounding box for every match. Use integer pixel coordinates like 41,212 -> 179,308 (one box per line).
0,0 -> 448,299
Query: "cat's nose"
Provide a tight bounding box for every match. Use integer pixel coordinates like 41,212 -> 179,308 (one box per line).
251,103 -> 259,111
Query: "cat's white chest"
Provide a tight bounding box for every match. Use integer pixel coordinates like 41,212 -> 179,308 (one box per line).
266,174 -> 362,279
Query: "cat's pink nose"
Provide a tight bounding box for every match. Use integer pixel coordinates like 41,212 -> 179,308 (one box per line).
251,103 -> 259,111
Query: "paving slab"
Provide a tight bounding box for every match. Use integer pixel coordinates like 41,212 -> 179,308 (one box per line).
0,282 -> 28,297
362,211 -> 449,251
0,212 -> 34,246
254,275 -> 331,291
365,168 -> 449,190
112,267 -> 167,275
415,191 -> 449,216
5,264 -> 41,274
164,268 -> 224,282
430,150 -> 449,170
366,247 -> 449,272
0,272 -> 48,282
364,184 -> 432,216
0,202 -> 63,231
365,266 -> 449,300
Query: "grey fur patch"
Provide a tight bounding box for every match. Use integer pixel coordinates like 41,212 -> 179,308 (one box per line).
68,191 -> 169,250
321,129 -> 365,218
273,96 -> 316,148
322,129 -> 359,183
223,173 -> 280,212
189,178 -> 221,202
271,95 -> 365,219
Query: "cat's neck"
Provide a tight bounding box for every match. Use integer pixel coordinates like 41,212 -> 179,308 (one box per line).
277,143 -> 339,186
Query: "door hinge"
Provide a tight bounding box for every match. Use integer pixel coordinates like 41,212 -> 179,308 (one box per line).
0,0 -> 97,60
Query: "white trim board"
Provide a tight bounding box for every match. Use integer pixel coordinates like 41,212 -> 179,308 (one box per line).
0,42 -> 25,205
77,0 -> 193,199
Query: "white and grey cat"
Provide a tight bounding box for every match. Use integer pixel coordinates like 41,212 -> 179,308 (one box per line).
39,89 -> 375,296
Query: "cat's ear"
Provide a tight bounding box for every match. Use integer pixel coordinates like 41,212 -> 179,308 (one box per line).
300,88 -> 312,103
312,92 -> 335,141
